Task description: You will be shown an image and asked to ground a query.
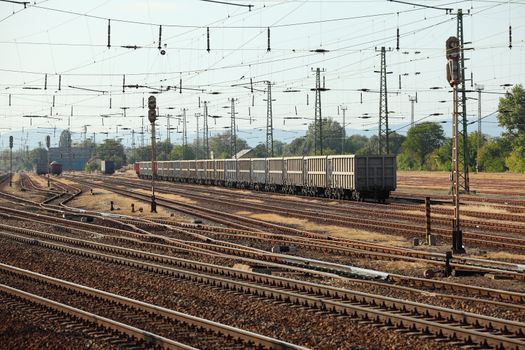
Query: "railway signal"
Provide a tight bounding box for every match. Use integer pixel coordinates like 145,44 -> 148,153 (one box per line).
148,95 -> 157,213
446,36 -> 465,254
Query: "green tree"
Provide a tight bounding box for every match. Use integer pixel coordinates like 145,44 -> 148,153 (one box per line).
345,135 -> 368,154
498,84 -> 525,146
505,148 -> 525,172
169,144 -> 196,160
429,139 -> 452,171
156,140 -> 173,161
59,130 -> 72,149
477,138 -> 511,172
208,132 -> 249,159
95,139 -> 126,169
397,122 -> 445,170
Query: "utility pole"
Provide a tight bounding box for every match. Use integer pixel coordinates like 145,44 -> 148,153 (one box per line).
264,81 -> 275,157
310,68 -> 328,155
203,101 -> 209,158
182,108 -> 188,159
340,105 -> 347,154
148,96 -> 157,213
141,116 -> 145,148
131,129 -> 136,152
229,98 -> 238,158
9,136 -> 13,187
166,114 -> 171,144
46,135 -> 50,188
195,113 -> 201,159
376,47 -> 393,154
409,95 -> 417,129
475,83 -> 484,173
446,35 -> 465,254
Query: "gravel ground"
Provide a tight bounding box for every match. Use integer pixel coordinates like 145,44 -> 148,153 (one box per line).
0,294 -> 120,350
0,237 -> 462,350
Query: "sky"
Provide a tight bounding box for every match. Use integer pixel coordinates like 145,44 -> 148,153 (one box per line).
1,0 -> 524,150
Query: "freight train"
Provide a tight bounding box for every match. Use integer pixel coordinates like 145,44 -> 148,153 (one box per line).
135,155 -> 396,201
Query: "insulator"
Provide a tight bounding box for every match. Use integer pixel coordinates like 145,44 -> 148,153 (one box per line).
58,75 -> 61,91
44,74 -> 47,90
295,106 -> 298,115
9,94 -> 11,106
267,27 -> 271,52
180,78 -> 182,94
109,96 -> 112,109
396,28 -> 400,51
250,78 -> 253,93
399,74 -> 401,89
337,105 -> 340,115
307,94 -> 309,106
360,92 -> 363,104
107,19 -> 111,49
509,25 -> 512,49
52,95 -> 55,107
207,27 -> 210,52
252,95 -> 254,107
122,75 -> 125,93
158,25 -> 162,50
142,97 -> 145,109
198,96 -> 201,108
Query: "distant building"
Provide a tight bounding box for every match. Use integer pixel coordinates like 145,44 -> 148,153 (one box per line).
234,149 -> 253,159
48,146 -> 92,171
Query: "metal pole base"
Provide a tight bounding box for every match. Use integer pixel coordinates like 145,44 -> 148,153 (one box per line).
150,195 -> 157,213
452,230 -> 465,254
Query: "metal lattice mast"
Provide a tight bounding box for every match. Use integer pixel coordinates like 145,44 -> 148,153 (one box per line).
141,116 -> 145,148
457,9 -> 470,192
131,129 -> 136,151
182,108 -> 187,158
340,105 -> 347,154
377,47 -> 390,154
229,98 -> 238,158
203,101 -> 209,158
311,68 -> 327,155
195,113 -> 200,159
166,114 -> 171,143
265,81 -> 274,157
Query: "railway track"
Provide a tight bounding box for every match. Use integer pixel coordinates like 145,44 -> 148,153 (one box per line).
58,175 -> 525,279
1,262 -> 305,350
2,200 -> 524,313
84,175 -> 525,252
2,228 -> 524,350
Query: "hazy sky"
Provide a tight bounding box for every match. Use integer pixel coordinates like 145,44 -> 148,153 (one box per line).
1,0 -> 524,149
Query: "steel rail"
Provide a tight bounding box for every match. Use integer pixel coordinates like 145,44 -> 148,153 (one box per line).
0,263 -> 307,350
1,231 -> 523,350
0,284 -> 197,350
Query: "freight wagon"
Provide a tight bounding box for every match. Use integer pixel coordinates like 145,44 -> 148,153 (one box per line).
100,160 -> 115,175
136,155 -> 396,201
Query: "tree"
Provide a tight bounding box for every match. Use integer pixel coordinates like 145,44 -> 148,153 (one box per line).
208,132 -> 249,159
95,139 -> 126,169
505,148 -> 525,172
498,84 -> 525,146
477,138 -> 511,172
345,135 -> 368,154
397,122 -> 446,170
169,144 -> 196,160
59,130 -> 72,149
156,140 -> 173,161
429,139 -> 451,171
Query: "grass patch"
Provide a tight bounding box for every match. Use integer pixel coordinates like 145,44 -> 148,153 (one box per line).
244,212 -> 410,246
